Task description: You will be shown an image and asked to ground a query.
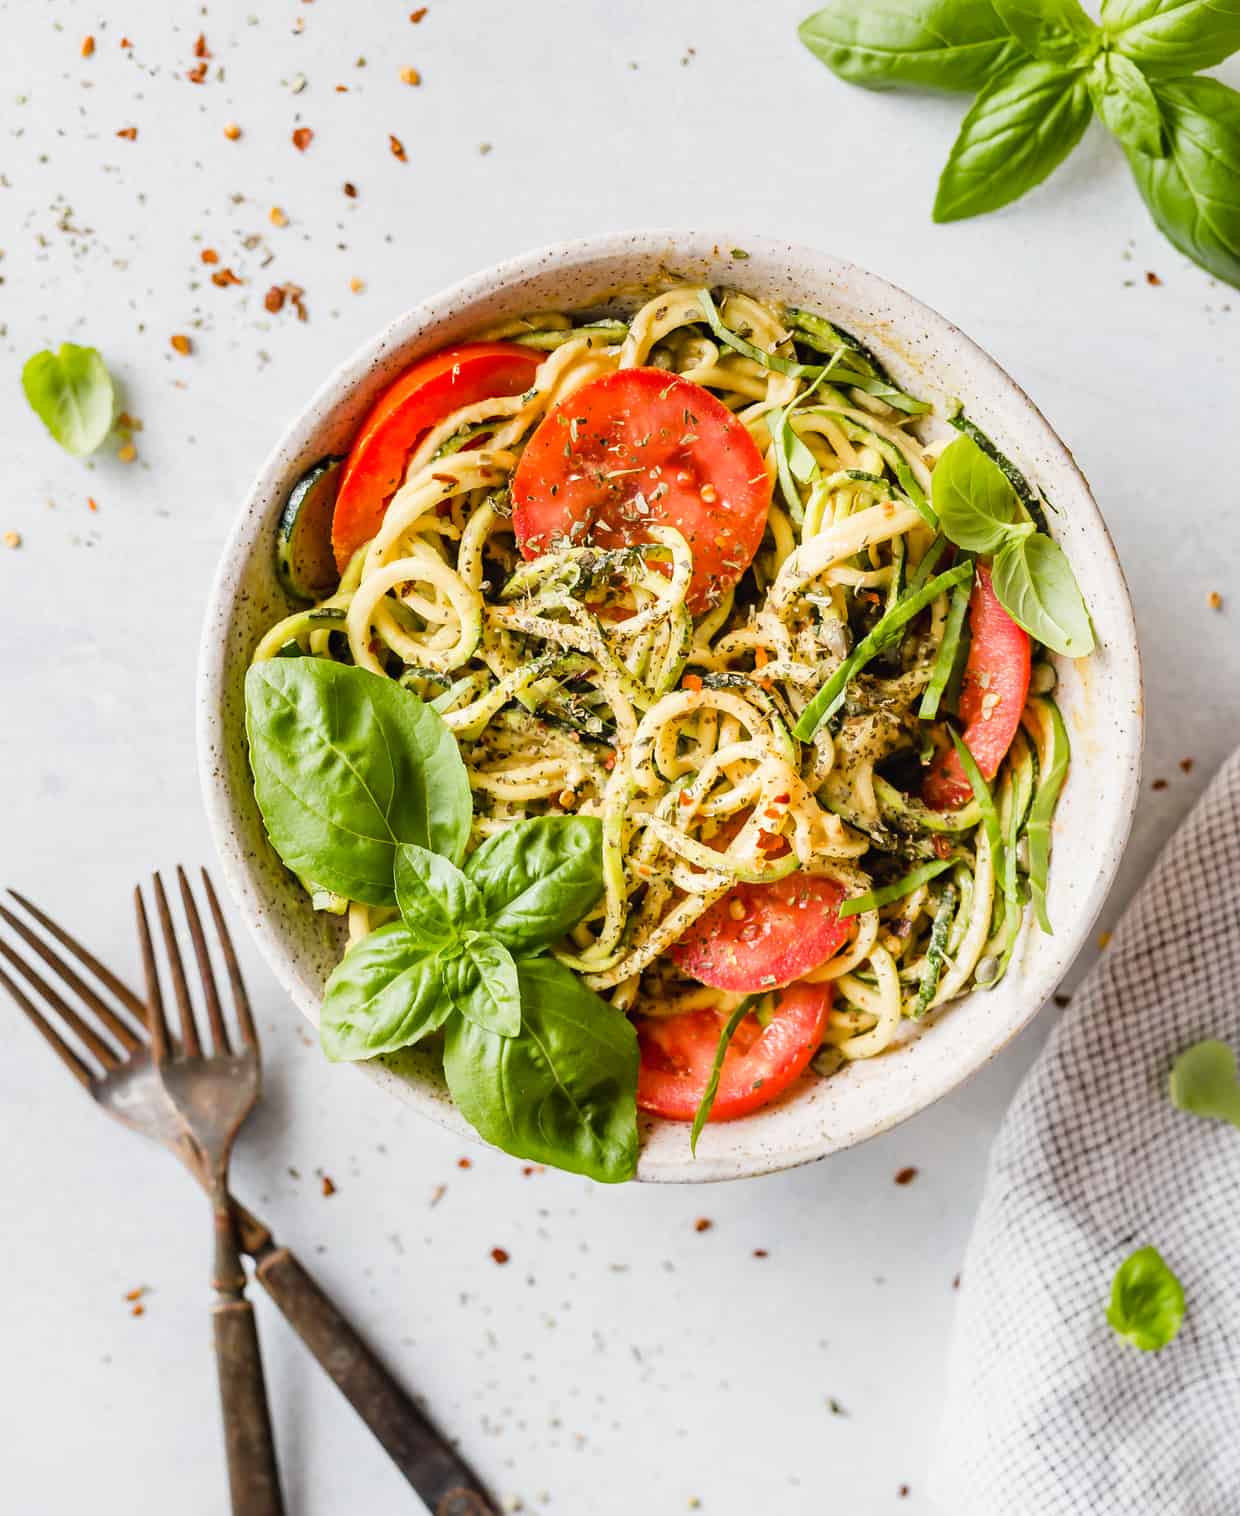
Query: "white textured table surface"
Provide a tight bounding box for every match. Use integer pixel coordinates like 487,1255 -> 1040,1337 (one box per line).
3,4 -> 1238,1513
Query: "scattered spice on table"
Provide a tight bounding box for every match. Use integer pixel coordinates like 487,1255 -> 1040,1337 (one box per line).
125,1287 -> 147,1302
3,531 -> 22,550
1181,757 -> 1195,774
349,277 -> 364,294
491,1247 -> 510,1265
223,122 -> 242,141
1152,778 -> 1168,791
400,66 -> 421,85
827,1397 -> 846,1416
694,1217 -> 712,1233
429,1184 -> 446,1206
170,333 -> 192,355
116,126 -> 138,141
457,1156 -> 472,1169
753,1248 -> 768,1259
292,126 -> 314,152
87,497 -> 99,513
264,285 -> 286,313
117,443 -> 136,463
131,1303 -> 146,1318
187,61 -> 208,84
1098,931 -> 1113,950
1208,590 -> 1223,610
321,1174 -> 337,1196
894,1166 -> 918,1186
1146,272 -> 1162,286
343,181 -> 358,198
389,134 -> 407,162
410,6 -> 428,20
269,206 -> 288,227
81,35 -> 95,57
194,33 -> 210,59
200,248 -> 219,264
211,267 -> 242,288
898,1485 -> 910,1499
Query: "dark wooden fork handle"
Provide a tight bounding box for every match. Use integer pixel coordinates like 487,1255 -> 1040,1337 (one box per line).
254,1246 -> 498,1516
213,1296 -> 284,1516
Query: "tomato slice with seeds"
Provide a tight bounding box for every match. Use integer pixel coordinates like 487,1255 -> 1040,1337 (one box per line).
923,562 -> 1032,810
636,982 -> 832,1124
511,367 -> 772,615
331,342 -> 542,571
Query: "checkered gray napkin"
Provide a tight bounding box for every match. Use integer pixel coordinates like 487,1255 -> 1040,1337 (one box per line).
931,747 -> 1240,1515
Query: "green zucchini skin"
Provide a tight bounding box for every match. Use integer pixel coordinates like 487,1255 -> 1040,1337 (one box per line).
276,455 -> 345,601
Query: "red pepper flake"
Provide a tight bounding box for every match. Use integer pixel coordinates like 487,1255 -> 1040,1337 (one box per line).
933,834 -> 954,859
1208,590 -> 1223,611
124,1287 -> 147,1302
898,1485 -> 910,1499
1152,778 -> 1168,791
389,134 -> 408,162
1146,271 -> 1162,286
120,37 -> 134,49
490,1247 -> 510,1265
321,1174 -> 337,1197
170,334 -> 192,355
223,122 -> 242,141
1180,757 -> 1195,774
457,1156 -> 472,1169
81,35 -> 95,57
410,6 -> 428,19
264,285 -> 285,313
187,60 -> 208,84
193,33 -> 211,58
211,267 -> 242,287
131,1303 -> 146,1317
753,1248 -> 768,1258
269,206 -> 289,227
682,672 -> 703,693
694,1217 -> 713,1233
200,248 -> 219,264
894,1166 -> 918,1186
292,127 -> 314,152
87,497 -> 99,513
400,66 -> 422,85
521,1165 -> 543,1177
343,181 -> 358,198
116,126 -> 138,141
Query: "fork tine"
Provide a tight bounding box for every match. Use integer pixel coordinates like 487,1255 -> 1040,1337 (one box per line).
177,866 -> 230,1055
152,871 -> 201,1058
0,903 -> 143,1053
134,885 -> 171,1063
0,958 -> 94,1087
200,868 -> 257,1049
7,889 -> 148,1019
0,936 -> 120,1070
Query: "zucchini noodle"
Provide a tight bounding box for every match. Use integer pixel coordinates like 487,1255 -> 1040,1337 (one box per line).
252,283 -> 1071,1084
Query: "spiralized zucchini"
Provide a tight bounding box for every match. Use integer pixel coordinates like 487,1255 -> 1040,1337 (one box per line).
252,284 -> 1067,1071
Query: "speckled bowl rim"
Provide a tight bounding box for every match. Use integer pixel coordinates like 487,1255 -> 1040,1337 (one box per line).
198,230 -> 1143,1183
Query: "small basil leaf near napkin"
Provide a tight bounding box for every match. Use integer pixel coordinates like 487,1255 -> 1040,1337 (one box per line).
22,343 -> 116,456
1102,0 -> 1240,79
933,58 -> 1094,223
1107,1246 -> 1186,1351
797,0 -> 1023,93
1169,1039 -> 1240,1129
443,957 -> 639,1184
245,661 -> 472,904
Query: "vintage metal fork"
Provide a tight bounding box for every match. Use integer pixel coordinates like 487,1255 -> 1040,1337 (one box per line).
134,869 -> 283,1515
0,876 -> 499,1516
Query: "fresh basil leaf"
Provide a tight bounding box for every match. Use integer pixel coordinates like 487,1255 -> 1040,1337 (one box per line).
933,59 -> 1093,223
464,815 -> 605,956
244,660 -> 472,905
1169,1039 -> 1240,1130
394,842 -> 485,945
931,434 -> 1029,552
320,924 -> 451,1061
442,932 -> 521,1037
21,343 -> 116,456
1107,1246 -> 1185,1352
1088,51 -> 1165,157
992,0 -> 1101,65
798,0 -> 1024,94
1102,0 -> 1240,79
442,956 -> 639,1182
992,533 -> 1096,657
1125,78 -> 1240,290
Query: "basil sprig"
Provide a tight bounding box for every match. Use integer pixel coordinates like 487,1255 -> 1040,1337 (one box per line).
799,0 -> 1240,289
22,343 -> 116,456
245,660 -> 638,1181
932,434 -> 1095,658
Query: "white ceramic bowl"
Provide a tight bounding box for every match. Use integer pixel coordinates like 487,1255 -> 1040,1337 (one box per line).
198,231 -> 1143,1183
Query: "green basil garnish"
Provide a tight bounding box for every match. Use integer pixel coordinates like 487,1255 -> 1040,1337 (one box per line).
1087,50 -> 1165,158
991,0 -> 1100,67
320,924 -> 452,1061
463,815 -> 606,956
1107,1246 -> 1185,1352
1169,1039 -> 1240,1130
991,531 -> 1095,658
798,0 -> 1022,94
1102,0 -> 1240,80
21,343 -> 116,456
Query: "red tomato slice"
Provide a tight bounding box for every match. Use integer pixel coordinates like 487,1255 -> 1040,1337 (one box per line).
636,982 -> 832,1123
331,342 -> 541,570
668,873 -> 850,992
511,367 -> 772,615
923,561 -> 1032,810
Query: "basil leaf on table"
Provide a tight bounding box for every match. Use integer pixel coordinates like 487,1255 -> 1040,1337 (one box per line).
244,660 -> 472,905
933,59 -> 1094,223
441,933 -> 521,1037
1125,78 -> 1240,290
931,433 -> 1030,551
1102,0 -> 1240,79
1088,51 -> 1165,158
443,956 -> 639,1183
1169,1039 -> 1240,1130
992,0 -> 1101,66
320,923 -> 451,1061
394,842 -> 485,944
464,815 -> 605,955
21,343 -> 115,456
797,0 -> 1024,93
1107,1246 -> 1185,1352
992,533 -> 1096,657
